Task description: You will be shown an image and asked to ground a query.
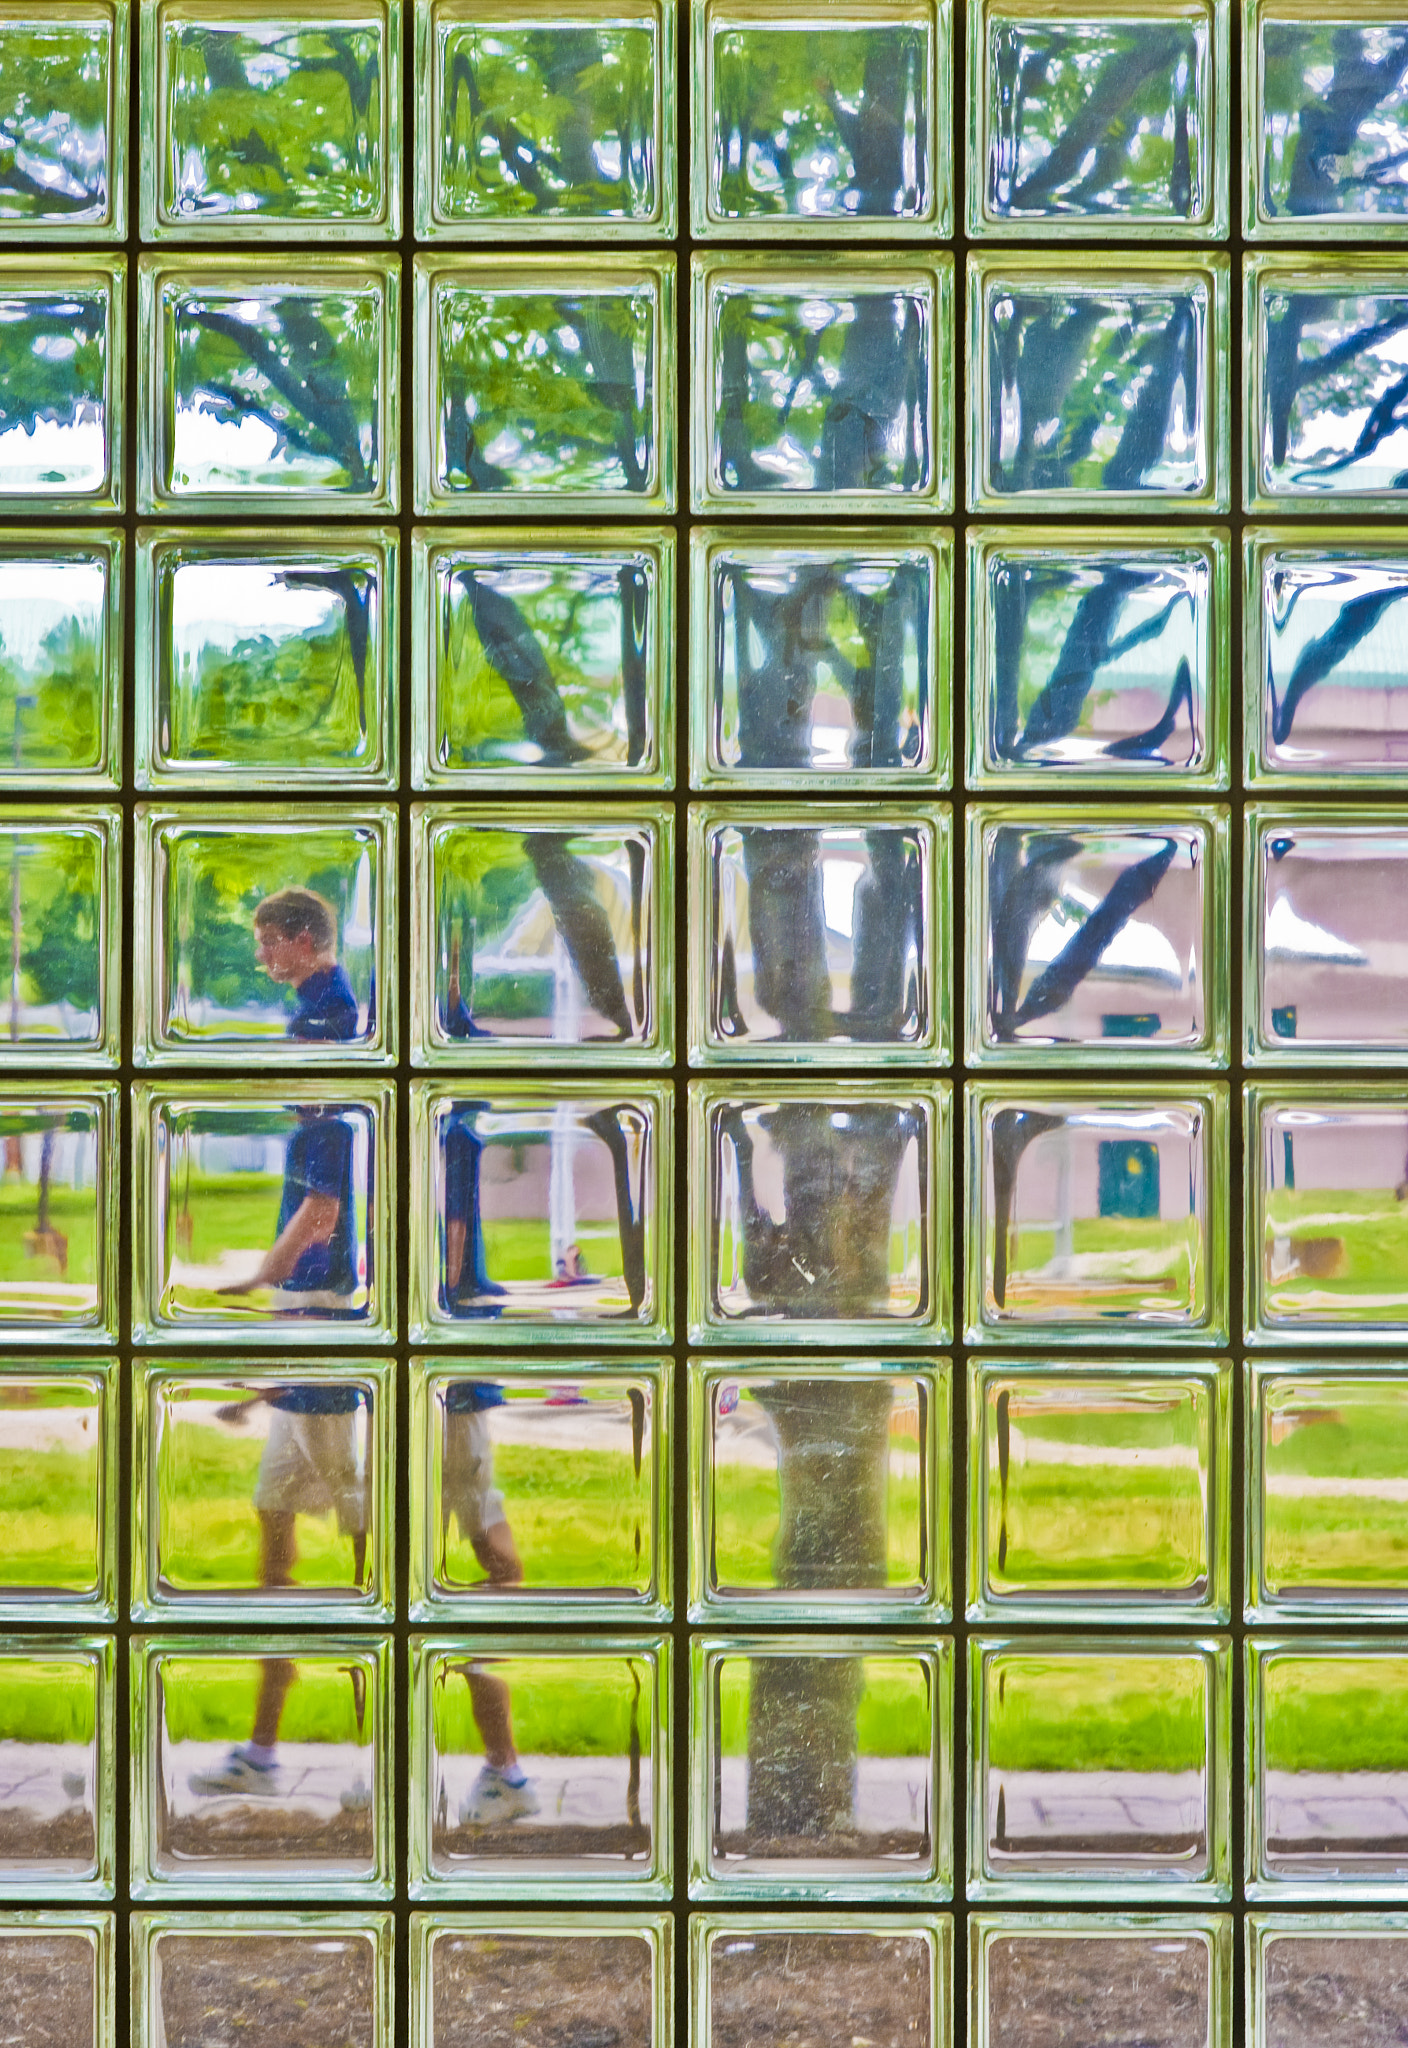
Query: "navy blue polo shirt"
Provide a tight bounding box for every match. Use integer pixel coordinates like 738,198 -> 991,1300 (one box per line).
277,1113 -> 357,1295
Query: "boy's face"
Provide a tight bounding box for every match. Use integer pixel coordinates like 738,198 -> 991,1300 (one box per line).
256,923 -> 316,985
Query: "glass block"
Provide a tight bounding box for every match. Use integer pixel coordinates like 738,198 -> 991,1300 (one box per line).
0,1636 -> 112,1897
967,806 -> 1228,1066
0,7 -> 126,238
1250,1366 -> 1408,1622
411,1634 -> 670,1898
966,528 -> 1228,789
132,1911 -> 391,2048
968,1362 -> 1231,1624
968,255 -> 1229,512
0,1087 -> 116,1344
412,804 -> 671,1066
693,1 -> 951,236
0,1365 -> 113,1622
412,529 -> 673,791
142,1 -> 400,238
415,255 -> 675,515
0,1913 -> 111,2048
1248,1085 -> 1408,1343
414,1912 -> 672,2048
1247,4 -> 1408,238
416,1 -> 675,239
135,805 -> 395,1065
694,1913 -> 949,2048
1249,1913 -> 1408,2048
968,0 -> 1226,236
0,259 -> 123,510
132,1634 -> 391,1898
972,1912 -> 1230,2048
966,1083 -> 1229,1346
410,1081 -> 670,1345
690,1635 -> 952,1900
690,528 -> 951,791
138,255 -> 399,513
970,1636 -> 1230,1900
690,1081 -> 951,1346
135,529 -> 397,791
410,1361 -> 670,1623
1249,1638 -> 1408,1897
0,808 -> 119,1066
692,256 -> 953,514
689,1360 -> 950,1623
1247,256 -> 1408,510
133,1362 -> 392,1622
0,536 -> 121,791
133,1080 -> 394,1345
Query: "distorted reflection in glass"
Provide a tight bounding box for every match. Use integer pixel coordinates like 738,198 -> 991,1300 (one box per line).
0,813 -> 113,1057
139,1922 -> 381,2048
1253,1921 -> 1408,2048
422,1925 -> 659,2048
0,1923 -> 103,2048
0,544 -> 118,786
1253,1094 -> 1408,1334
1256,15 -> 1408,228
0,1370 -> 108,1614
977,1920 -> 1220,2048
0,1638 -> 108,1891
1253,816 -> 1408,1055
704,1923 -> 938,2046
973,813 -> 1215,1057
697,537 -> 941,783
0,267 -> 117,501
1253,544 -> 1408,778
0,1094 -> 110,1336
0,16 -> 116,229
138,1638 -> 387,1892
1253,266 -> 1408,500
1255,1371 -> 1408,1616
1253,1644 -> 1408,1889
419,538 -> 666,783
971,536 -> 1216,778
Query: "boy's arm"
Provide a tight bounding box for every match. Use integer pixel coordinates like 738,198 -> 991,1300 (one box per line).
219,1194 -> 342,1294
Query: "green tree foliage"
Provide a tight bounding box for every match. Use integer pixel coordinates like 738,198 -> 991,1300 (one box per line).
0,22 -> 111,223
0,825 -> 102,1015
1262,26 -> 1408,220
0,602 -> 107,777
0,284 -> 109,491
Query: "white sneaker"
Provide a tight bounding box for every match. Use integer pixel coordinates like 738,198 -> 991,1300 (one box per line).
189,1749 -> 278,1797
459,1765 -> 540,1825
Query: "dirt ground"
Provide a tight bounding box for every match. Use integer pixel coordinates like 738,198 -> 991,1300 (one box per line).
985,1936 -> 1210,2048
154,1933 -> 376,2048
709,1931 -> 932,2048
0,1809 -> 95,1875
0,1935 -> 95,2048
437,1821 -> 653,1864
714,1829 -> 929,1868
1262,1937 -> 1408,2048
431,1932 -> 654,2048
163,1801 -> 374,1868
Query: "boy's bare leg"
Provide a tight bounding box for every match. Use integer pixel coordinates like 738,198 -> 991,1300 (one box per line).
472,1520 -> 523,1586
258,1509 -> 297,1588
251,1657 -> 297,1750
468,1670 -> 518,1772
351,1530 -> 368,1586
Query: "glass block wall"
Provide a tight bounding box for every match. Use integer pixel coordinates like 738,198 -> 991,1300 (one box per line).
4,4 -> 1408,2045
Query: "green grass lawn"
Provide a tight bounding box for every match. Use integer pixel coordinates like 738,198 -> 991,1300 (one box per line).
1264,1189 -> 1408,1317
0,1182 -> 97,1286
0,1657 -> 98,1744
713,1461 -> 923,1588
0,1444 -> 101,1589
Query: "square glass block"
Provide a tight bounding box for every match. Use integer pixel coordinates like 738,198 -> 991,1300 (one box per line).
967,806 -> 1228,1067
415,255 -> 675,515
968,255 -> 1229,513
1250,1913 -> 1408,2048
412,530 -> 673,791
970,1636 -> 1230,1900
693,1 -> 951,237
0,808 -> 119,1066
694,1913 -> 949,2048
1250,1366 -> 1408,1623
133,1080 -> 394,1345
138,255 -> 399,514
690,805 -> 950,1066
692,256 -> 953,514
0,1366 -> 114,1622
968,1362 -> 1231,1625
0,1088 -> 116,1344
412,804 -> 671,1066
972,1913 -> 1230,2048
0,1913 -> 111,2048
414,1912 -> 672,2048
1248,807 -> 1408,1061
0,536 -> 121,791
1248,1085 -> 1408,1344
134,805 -> 395,1066
410,1361 -> 670,1623
1249,1638 -> 1408,1897
966,1083 -> 1228,1346
0,1636 -> 112,1897
690,1635 -> 952,1901
132,1634 -> 391,1899
135,530 -> 397,791
966,528 -> 1228,789
416,1 -> 675,239
133,1912 -> 391,2048
133,1362 -> 392,1623
0,259 -> 123,510
690,1082 -> 951,1347
0,7 -> 126,238
690,528 -> 951,792
967,0 -> 1227,236
141,1 -> 400,239
689,1360 -> 950,1624
1247,256 -> 1408,511
1247,4 -> 1408,238
410,1082 -> 671,1345
411,1634 -> 670,1899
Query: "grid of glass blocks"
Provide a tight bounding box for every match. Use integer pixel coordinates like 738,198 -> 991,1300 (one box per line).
5,5 -> 1408,2045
